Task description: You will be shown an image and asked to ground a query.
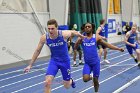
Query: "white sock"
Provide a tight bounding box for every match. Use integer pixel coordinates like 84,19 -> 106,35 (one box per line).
79,60 -> 82,63
74,61 -> 76,64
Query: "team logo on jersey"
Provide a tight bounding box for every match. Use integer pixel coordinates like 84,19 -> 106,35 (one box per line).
102,29 -> 105,32
83,42 -> 95,46
130,36 -> 136,39
48,42 -> 63,47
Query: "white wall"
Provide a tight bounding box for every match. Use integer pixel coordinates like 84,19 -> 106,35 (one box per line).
101,0 -> 108,20
106,0 -> 140,43
101,0 -> 124,44
121,0 -> 133,22
107,14 -> 122,43
0,13 -> 50,65
1,0 -> 139,65
49,0 -> 68,25
0,0 -> 68,65
132,15 -> 140,26
107,14 -> 140,44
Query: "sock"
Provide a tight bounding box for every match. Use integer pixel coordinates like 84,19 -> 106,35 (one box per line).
74,61 -> 76,64
90,75 -> 93,80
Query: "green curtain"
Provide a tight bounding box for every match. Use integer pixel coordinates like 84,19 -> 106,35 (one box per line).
69,0 -> 103,31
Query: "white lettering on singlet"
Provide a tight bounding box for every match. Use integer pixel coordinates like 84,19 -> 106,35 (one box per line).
83,42 -> 95,46
48,42 -> 63,47
130,36 -> 136,39
102,29 -> 105,32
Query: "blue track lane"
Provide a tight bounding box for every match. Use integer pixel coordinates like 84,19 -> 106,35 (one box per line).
0,43 -> 140,93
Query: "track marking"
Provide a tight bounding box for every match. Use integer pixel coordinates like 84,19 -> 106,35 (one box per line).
113,75 -> 140,93
104,64 -> 136,67
79,64 -> 138,93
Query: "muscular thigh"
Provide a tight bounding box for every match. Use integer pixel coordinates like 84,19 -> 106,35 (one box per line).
46,60 -> 59,77
83,63 -> 91,75
59,61 -> 71,81
91,62 -> 100,77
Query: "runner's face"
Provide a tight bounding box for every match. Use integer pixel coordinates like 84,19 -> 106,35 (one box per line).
85,23 -> 92,34
47,25 -> 57,36
131,26 -> 137,33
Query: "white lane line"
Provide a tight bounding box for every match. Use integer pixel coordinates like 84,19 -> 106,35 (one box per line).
0,68 -> 46,82
10,68 -> 83,93
0,74 -> 44,89
104,64 -> 136,67
1,51 -> 127,92
113,75 -> 140,93
0,52 -> 128,82
0,43 -> 124,76
0,68 -> 83,89
51,58 -> 132,92
10,56 -> 131,93
0,62 -> 48,76
79,64 -> 138,93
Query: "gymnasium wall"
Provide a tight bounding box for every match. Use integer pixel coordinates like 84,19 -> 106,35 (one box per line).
0,0 -> 68,65
100,0 -> 108,20
0,13 -> 50,65
102,0 -> 140,44
49,0 -> 69,25
107,14 -> 123,43
0,0 -> 139,65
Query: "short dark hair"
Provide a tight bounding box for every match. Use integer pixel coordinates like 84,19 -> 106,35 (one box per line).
100,19 -> 105,25
47,19 -> 58,27
81,24 -> 85,31
91,23 -> 95,34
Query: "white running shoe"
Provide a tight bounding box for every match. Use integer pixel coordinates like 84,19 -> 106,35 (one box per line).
104,59 -> 110,64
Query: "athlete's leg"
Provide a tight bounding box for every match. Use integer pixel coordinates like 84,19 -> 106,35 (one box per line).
83,63 -> 91,82
73,50 -> 77,64
93,77 -> 99,92
78,50 -> 82,61
135,49 -> 140,67
130,54 -> 136,59
71,42 -> 78,67
63,79 -> 75,89
102,44 -> 110,63
78,49 -> 84,65
45,75 -> 54,93
98,48 -> 103,59
126,45 -> 137,62
103,48 -> 110,63
92,62 -> 100,92
60,61 -> 76,88
45,60 -> 58,93
103,48 -> 107,60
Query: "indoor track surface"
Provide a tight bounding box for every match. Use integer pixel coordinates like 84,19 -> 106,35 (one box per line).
0,42 -> 140,93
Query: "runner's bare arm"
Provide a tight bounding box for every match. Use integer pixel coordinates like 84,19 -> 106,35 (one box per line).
97,35 -> 124,52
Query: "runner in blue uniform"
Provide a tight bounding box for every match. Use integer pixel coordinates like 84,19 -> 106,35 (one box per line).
71,24 -> 84,67
74,23 -> 124,93
124,24 -> 140,67
24,19 -> 85,93
96,19 -> 110,64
